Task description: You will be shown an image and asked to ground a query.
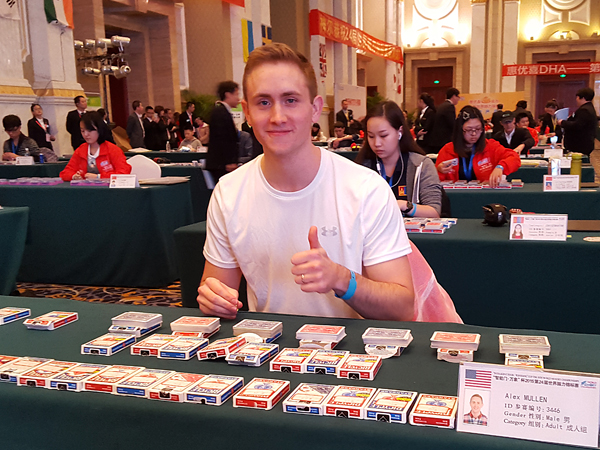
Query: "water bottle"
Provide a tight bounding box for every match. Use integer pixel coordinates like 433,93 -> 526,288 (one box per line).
166,141 -> 171,152
38,154 -> 45,164
25,147 -> 30,156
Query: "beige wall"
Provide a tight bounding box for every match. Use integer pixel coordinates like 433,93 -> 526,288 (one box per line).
270,0 -> 310,57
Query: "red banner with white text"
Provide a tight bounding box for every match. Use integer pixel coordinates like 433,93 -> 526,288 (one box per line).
503,62 -> 600,76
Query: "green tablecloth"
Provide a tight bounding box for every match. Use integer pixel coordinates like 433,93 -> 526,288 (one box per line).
334,150 -> 358,161
507,166 -> 594,183
0,295 -> 596,450
161,165 -> 212,223
0,162 -> 67,179
0,207 -> 28,295
0,183 -> 193,287
124,151 -> 206,163
446,184 -> 600,219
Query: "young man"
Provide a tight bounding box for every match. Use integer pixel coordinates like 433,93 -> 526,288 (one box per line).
560,87 -> 598,156
198,43 -> 414,320
463,394 -> 487,426
335,98 -> 354,134
331,121 -> 358,149
65,95 -> 87,150
492,111 -> 534,155
2,115 -> 41,161
515,112 -> 538,145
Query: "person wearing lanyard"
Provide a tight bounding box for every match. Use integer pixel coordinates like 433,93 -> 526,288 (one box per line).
2,114 -> 41,161
355,100 -> 442,218
436,105 -> 521,187
60,112 -> 131,181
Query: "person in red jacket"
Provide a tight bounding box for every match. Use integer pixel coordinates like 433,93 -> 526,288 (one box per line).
60,112 -> 131,181
436,105 -> 521,188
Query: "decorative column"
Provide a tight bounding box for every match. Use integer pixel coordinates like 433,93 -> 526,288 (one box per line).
384,0 -> 397,103
470,0 -> 486,93
333,0 -> 348,85
501,0 -> 519,92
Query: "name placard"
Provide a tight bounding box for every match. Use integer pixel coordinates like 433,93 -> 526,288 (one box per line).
543,148 -> 563,159
457,362 -> 600,448
15,156 -> 34,165
109,174 -> 138,189
509,213 -> 567,241
543,175 -> 579,192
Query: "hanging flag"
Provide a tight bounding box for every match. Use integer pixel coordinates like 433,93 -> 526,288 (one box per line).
241,18 -> 254,62
0,0 -> 20,20
45,0 -> 74,28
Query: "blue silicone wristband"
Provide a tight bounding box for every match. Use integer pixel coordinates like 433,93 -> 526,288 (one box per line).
335,270 -> 357,300
495,165 -> 504,171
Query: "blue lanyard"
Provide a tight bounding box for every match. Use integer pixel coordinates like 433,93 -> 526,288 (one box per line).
462,152 -> 475,181
378,160 -> 396,187
11,140 -> 18,154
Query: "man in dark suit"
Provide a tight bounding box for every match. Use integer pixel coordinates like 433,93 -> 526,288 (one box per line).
560,87 -> 599,156
414,92 -> 436,153
65,95 -> 87,150
513,100 -> 535,128
492,111 -> 534,155
143,106 -> 162,150
429,88 -> 460,153
491,104 -> 504,135
180,102 -> 196,131
335,99 -> 354,134
27,103 -> 55,150
206,81 -> 240,181
126,100 -> 146,149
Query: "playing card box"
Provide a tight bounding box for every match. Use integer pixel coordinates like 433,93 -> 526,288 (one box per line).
323,385 -> 376,419
298,339 -> 338,350
81,333 -> 136,356
364,389 -> 418,423
233,377 -> 290,410
362,327 -> 413,347
430,331 -> 481,351
17,360 -> 79,388
437,348 -> 473,363
197,336 -> 246,360
409,393 -> 458,428
337,354 -> 382,380
270,348 -> 317,373
498,334 -> 551,356
511,179 -> 524,188
225,343 -> 279,367
185,374 -> 244,406
0,355 -> 21,368
108,323 -> 161,337
115,368 -> 175,397
170,316 -> 220,334
171,331 -> 203,337
48,363 -> 109,391
158,336 -> 208,360
233,319 -> 283,342
283,383 -> 336,415
365,345 -> 404,359
422,222 -> 446,233
296,324 -> 346,343
0,307 -> 30,325
305,350 -> 350,376
111,312 -> 163,328
24,311 -> 78,330
505,358 -> 544,369
0,357 -> 52,383
83,365 -> 145,393
131,334 -> 179,357
148,372 -> 206,402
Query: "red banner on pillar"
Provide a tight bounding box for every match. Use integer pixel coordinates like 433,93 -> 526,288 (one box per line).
309,9 -> 403,65
222,0 -> 245,7
502,62 -> 600,76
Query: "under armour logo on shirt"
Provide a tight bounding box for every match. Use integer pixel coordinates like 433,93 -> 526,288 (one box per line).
321,226 -> 338,237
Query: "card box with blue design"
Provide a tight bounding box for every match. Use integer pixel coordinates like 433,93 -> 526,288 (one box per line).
170,316 -> 220,338
305,350 -> 349,375
48,363 -> 109,391
0,307 -> 30,325
197,336 -> 246,360
157,336 -> 208,360
225,343 -> 279,367
409,393 -> 458,428
296,324 -> 346,343
147,372 -> 206,402
283,383 -> 336,415
185,374 -> 244,406
233,377 -> 290,410
270,348 -> 316,373
81,333 -> 136,356
0,357 -> 52,383
115,368 -> 174,397
362,327 -> 413,347
83,365 -> 145,393
364,389 -> 417,423
131,334 -> 179,357
233,319 -> 283,343
111,311 -> 162,329
323,385 -> 376,419
17,360 -> 79,388
108,323 -> 161,338
24,311 -> 78,330
337,354 -> 382,380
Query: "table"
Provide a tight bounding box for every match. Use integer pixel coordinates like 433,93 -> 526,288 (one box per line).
445,184 -> 600,219
507,166 -> 594,183
0,162 -> 67,179
161,165 -> 212,223
0,183 -> 193,287
0,207 -> 28,295
334,150 -> 358,161
124,151 -> 206,163
0,295 -> 596,450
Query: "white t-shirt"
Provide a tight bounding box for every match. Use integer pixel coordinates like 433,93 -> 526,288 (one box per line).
204,148 -> 412,319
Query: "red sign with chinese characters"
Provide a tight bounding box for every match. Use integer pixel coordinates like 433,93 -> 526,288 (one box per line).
502,62 -> 600,76
309,9 -> 403,65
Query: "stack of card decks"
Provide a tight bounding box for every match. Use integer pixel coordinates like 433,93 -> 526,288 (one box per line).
499,334 -> 550,368
158,336 -> 208,360
114,368 -> 175,397
233,377 -> 290,410
197,336 -> 247,360
48,363 -> 109,391
225,343 -> 279,367
0,357 -> 52,382
362,327 -> 413,358
430,331 -> 481,363
364,389 -> 418,424
337,354 -> 382,380
270,348 -> 317,373
305,350 -> 349,376
147,372 -> 206,402
283,383 -> 336,415
17,360 -> 79,388
323,385 -> 377,419
403,218 -> 457,234
0,307 -> 30,325
409,393 -> 458,428
83,365 -> 145,394
110,312 -> 163,337
232,319 -> 283,343
170,316 -> 220,339
131,334 -> 179,357
81,333 -> 137,356
24,311 -> 78,330
296,324 -> 346,349
185,374 -> 244,406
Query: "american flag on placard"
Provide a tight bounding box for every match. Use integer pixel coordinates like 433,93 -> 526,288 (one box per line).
465,369 -> 492,389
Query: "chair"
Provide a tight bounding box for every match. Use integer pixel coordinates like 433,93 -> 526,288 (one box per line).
127,154 -> 161,179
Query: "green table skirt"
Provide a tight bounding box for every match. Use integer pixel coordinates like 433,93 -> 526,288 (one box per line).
124,151 -> 206,163
0,207 -> 28,294
0,162 -> 67,179
161,165 -> 212,222
507,166 -> 594,183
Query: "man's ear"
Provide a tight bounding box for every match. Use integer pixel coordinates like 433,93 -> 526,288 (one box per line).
311,95 -> 324,123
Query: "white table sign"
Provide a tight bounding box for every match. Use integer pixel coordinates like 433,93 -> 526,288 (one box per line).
543,175 -> 579,192
543,148 -> 563,159
109,174 -> 138,189
509,214 -> 567,241
15,156 -> 34,165
457,362 -> 600,448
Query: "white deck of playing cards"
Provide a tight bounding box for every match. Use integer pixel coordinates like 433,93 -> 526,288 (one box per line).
296,324 -> 346,343
81,333 -> 137,356
48,363 -> 109,391
170,316 -> 220,337
23,311 -> 78,330
233,319 -> 283,343
337,354 -> 382,380
323,385 -> 376,419
111,311 -> 162,328
364,389 -> 418,423
362,327 -> 413,347
115,368 -> 174,397
147,372 -> 206,402
197,336 -> 246,360
437,348 -> 474,363
108,323 -> 161,337
225,343 -> 279,367
409,393 -> 458,428
364,345 -> 404,359
157,336 -> 208,360
233,377 -> 290,410
499,334 -> 551,356
131,334 -> 179,357
0,357 -> 52,383
185,374 -> 244,406
0,307 -> 30,325
430,331 -> 481,351
83,365 -> 145,393
306,350 -> 349,375
17,360 -> 79,388
283,383 -> 336,415
270,348 -> 317,373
